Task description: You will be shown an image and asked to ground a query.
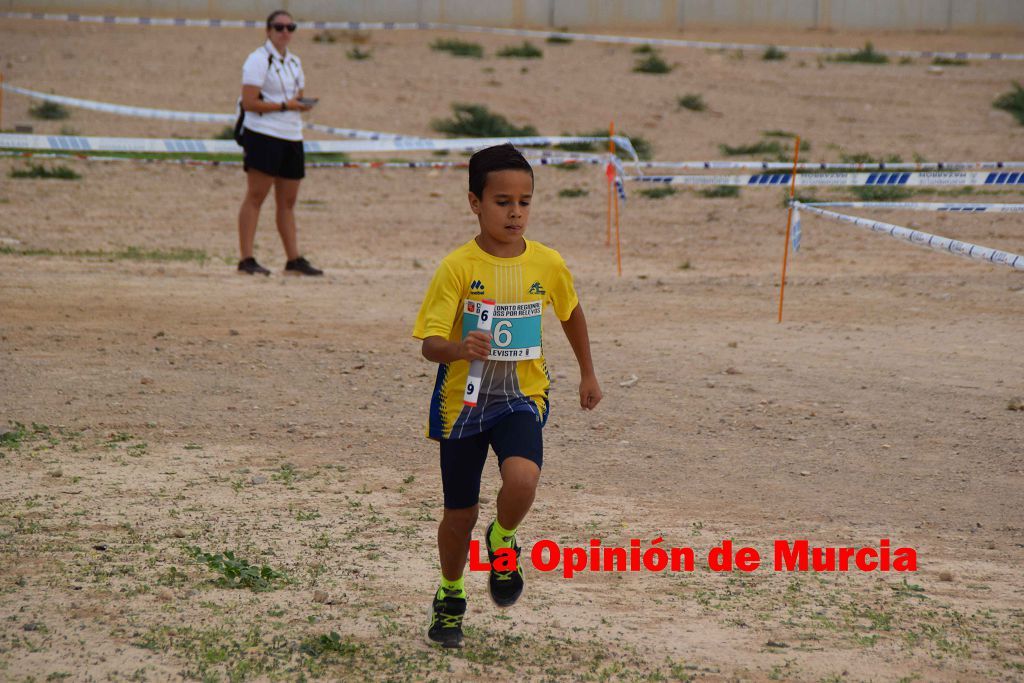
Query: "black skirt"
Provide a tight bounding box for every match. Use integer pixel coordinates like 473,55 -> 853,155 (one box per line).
242,128 -> 305,180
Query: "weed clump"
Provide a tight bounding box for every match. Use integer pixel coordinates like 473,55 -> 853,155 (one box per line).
431,38 -> 484,58
634,52 -> 672,74
186,546 -> 287,592
347,47 -> 372,60
700,185 -> 740,198
10,163 -> 81,180
558,188 -> 588,198
678,94 -> 706,112
29,101 -> 70,120
431,104 -> 537,138
832,42 -> 889,64
763,45 -> 787,61
498,42 -> 543,59
639,186 -> 677,199
993,82 -> 1024,125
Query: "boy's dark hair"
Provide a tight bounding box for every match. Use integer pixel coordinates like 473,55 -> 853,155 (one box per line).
266,9 -> 292,29
468,143 -> 534,199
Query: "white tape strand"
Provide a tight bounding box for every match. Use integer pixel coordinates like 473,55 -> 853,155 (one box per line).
798,202 -> 1024,212
4,12 -> 1021,61
1,84 -> 427,141
0,133 -> 637,158
794,202 -> 1024,271
0,149 -> 601,170
636,160 -> 1024,172
626,171 -> 1024,187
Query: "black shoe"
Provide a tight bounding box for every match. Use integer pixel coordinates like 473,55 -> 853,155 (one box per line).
485,521 -> 524,607
237,257 -> 271,276
284,256 -> 323,276
426,590 -> 465,649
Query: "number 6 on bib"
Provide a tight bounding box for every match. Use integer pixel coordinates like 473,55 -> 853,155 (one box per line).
463,299 -> 495,407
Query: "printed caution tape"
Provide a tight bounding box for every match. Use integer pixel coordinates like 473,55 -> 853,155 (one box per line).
4,12 -> 1021,62
1,83 -> 424,141
626,171 -> 1024,187
793,202 -> 1024,271
0,149 -> 602,169
0,133 -> 638,159
636,160 -> 1024,172
796,201 -> 1024,212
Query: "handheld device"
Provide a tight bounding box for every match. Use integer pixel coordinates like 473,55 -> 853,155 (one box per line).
298,97 -> 319,108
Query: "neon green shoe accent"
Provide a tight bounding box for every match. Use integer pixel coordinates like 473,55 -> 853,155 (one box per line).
489,519 -> 517,550
438,574 -> 465,599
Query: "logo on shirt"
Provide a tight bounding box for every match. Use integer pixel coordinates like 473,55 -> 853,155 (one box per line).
529,281 -> 546,295
470,280 -> 486,295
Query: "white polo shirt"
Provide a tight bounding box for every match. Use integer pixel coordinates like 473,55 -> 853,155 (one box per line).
241,40 -> 305,141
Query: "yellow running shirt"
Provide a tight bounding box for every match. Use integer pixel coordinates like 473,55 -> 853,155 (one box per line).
412,238 -> 579,440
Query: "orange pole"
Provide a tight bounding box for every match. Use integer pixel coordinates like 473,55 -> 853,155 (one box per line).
777,136 -> 801,323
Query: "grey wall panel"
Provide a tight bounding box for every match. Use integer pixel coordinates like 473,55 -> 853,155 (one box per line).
6,0 -> 1024,28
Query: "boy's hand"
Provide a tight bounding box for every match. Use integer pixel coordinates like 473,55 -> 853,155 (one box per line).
459,331 -> 492,362
579,374 -> 602,410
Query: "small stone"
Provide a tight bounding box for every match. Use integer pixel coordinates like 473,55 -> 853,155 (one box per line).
312,590 -> 329,604
92,544 -> 108,552
172,530 -> 186,539
619,374 -> 639,387
140,377 -> 153,385
727,341 -> 738,348
157,589 -> 174,602
724,367 -> 741,375
938,570 -> 953,581
229,329 -> 240,336
1007,397 -> 1024,411
250,475 -> 268,485
799,471 -> 810,477
985,540 -> 996,550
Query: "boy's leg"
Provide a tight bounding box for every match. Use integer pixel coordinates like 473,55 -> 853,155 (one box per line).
486,411 -> 543,606
428,432 -> 488,648
438,504 -> 479,582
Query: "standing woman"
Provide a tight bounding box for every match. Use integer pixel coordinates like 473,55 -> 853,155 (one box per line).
236,9 -> 322,276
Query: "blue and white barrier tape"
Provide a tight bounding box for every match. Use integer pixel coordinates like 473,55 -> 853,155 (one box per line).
795,201 -> 1024,212
4,12 -> 1021,62
0,133 -> 638,159
1,84 -> 425,141
793,202 -> 1024,270
636,160 -> 1024,172
627,171 -> 1024,187
0,148 -> 603,169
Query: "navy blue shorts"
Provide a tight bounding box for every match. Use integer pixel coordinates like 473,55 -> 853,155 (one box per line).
439,411 -> 543,509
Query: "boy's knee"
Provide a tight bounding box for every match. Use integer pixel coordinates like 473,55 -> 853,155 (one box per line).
501,461 -> 541,494
441,505 -> 479,534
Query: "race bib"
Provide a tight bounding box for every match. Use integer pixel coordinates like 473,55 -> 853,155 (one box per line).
462,300 -> 542,360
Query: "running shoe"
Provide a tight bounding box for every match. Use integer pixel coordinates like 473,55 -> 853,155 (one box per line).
237,257 -> 271,276
284,256 -> 323,276
485,521 -> 524,607
426,590 -> 466,649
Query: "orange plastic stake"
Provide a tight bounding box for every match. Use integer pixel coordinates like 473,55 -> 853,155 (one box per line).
777,136 -> 801,323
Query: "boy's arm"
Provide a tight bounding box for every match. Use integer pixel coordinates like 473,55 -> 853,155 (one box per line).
560,304 -> 602,410
422,332 -> 491,364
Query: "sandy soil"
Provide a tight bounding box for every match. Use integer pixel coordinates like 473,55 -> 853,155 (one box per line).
1,18 -> 1023,682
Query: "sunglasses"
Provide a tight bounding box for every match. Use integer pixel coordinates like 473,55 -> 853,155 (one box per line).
271,23 -> 297,32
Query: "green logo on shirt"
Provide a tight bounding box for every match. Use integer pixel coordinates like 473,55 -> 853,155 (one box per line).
529,281 -> 546,295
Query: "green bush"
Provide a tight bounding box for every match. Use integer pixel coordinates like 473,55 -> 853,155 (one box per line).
498,42 -> 543,58
546,34 -> 573,45
431,104 -> 537,137
639,186 -> 677,199
932,56 -> 967,66
678,94 -> 706,112
763,45 -> 787,61
10,163 -> 80,180
852,186 -> 912,201
632,44 -> 656,54
347,47 -> 372,60
993,81 -> 1024,125
699,185 -> 740,198
634,53 -> 672,74
29,101 -> 70,120
431,38 -> 483,58
832,42 -> 889,64
558,188 -> 588,198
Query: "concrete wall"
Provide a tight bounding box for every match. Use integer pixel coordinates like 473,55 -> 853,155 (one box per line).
5,0 -> 1024,29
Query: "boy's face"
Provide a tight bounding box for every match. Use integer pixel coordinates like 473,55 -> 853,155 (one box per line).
469,169 -> 533,248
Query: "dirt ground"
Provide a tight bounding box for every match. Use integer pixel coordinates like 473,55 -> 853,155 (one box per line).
1,18 -> 1023,682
